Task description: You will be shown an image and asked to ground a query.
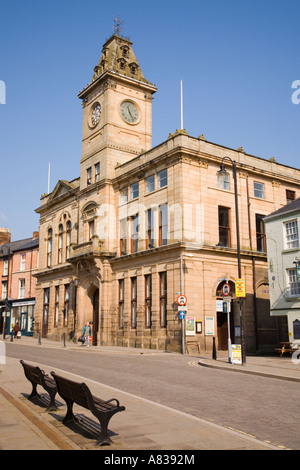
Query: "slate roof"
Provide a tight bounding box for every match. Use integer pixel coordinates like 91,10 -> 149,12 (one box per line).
264,197 -> 300,222
0,236 -> 39,256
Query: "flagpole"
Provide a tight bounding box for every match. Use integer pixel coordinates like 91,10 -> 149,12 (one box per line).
48,162 -> 50,194
181,80 -> 183,129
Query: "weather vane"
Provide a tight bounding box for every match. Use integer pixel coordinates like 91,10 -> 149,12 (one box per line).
112,17 -> 124,36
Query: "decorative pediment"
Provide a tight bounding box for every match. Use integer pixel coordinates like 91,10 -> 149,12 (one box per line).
49,180 -> 77,202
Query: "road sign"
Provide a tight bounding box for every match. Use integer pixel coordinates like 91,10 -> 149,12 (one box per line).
179,311 -> 185,319
221,283 -> 231,296
223,300 -> 231,313
178,305 -> 187,311
235,279 -> 246,297
177,295 -> 187,306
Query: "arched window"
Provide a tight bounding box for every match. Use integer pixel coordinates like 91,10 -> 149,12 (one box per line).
83,202 -> 98,241
47,228 -> 53,267
66,221 -> 72,259
58,224 -> 63,264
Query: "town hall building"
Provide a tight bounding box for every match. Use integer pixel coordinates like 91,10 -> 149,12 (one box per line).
34,31 -> 300,354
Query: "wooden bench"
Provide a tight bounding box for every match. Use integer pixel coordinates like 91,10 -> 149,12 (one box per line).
51,372 -> 125,446
20,360 -> 58,411
275,342 -> 298,357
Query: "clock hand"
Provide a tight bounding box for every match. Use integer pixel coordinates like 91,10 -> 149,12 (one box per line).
127,105 -> 133,119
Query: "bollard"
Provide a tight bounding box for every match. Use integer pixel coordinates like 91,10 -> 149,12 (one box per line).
63,333 -> 66,348
212,336 -> 217,360
10,332 -> 13,342
38,331 -> 41,345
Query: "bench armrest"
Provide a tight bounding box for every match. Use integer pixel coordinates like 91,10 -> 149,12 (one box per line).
105,398 -> 120,407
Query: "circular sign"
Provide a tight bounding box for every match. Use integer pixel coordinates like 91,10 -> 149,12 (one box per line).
221,283 -> 231,296
177,295 -> 187,306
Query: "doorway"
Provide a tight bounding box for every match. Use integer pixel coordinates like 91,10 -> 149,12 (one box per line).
92,288 -> 99,346
217,312 -> 228,350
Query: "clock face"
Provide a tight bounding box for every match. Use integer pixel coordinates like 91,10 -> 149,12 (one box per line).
91,103 -> 101,126
120,101 -> 139,124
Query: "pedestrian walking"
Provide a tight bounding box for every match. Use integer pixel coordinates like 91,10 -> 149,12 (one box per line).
13,322 -> 20,337
82,322 -> 91,347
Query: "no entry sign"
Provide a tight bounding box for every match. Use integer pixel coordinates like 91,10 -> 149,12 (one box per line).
222,283 -> 231,296
177,295 -> 187,306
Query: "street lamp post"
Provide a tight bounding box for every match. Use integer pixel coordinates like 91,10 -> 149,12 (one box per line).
218,157 -> 246,365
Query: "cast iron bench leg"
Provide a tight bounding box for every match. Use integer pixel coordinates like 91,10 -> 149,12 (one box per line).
45,390 -> 57,412
28,381 -> 40,400
62,399 -> 80,424
95,413 -> 114,446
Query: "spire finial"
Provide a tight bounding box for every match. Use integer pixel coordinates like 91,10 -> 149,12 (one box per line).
112,16 -> 124,36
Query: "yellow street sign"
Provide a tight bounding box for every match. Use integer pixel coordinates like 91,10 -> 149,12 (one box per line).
235,278 -> 246,297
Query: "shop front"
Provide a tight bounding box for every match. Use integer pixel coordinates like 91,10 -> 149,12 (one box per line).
9,299 -> 35,336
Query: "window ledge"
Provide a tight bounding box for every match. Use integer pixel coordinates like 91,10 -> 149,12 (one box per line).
282,247 -> 300,254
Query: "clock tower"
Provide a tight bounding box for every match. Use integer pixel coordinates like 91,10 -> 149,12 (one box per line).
78,34 -> 157,186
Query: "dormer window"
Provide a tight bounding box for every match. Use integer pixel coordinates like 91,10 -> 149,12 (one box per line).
100,59 -> 107,72
129,62 -> 138,75
117,58 -> 127,71
120,45 -> 129,58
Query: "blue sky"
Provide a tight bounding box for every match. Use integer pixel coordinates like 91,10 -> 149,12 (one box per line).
0,0 -> 299,241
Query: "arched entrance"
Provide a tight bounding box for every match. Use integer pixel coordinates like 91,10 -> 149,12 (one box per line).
92,288 -> 99,346
79,279 -> 100,346
216,280 -> 235,350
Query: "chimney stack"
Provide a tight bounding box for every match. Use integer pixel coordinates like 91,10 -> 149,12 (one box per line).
0,228 -> 11,244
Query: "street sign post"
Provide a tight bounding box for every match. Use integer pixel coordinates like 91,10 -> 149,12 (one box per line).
177,295 -> 187,306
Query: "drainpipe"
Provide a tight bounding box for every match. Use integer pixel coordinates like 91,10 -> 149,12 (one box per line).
246,176 -> 258,351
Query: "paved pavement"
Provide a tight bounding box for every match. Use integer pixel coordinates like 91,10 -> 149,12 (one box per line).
0,335 -> 299,451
